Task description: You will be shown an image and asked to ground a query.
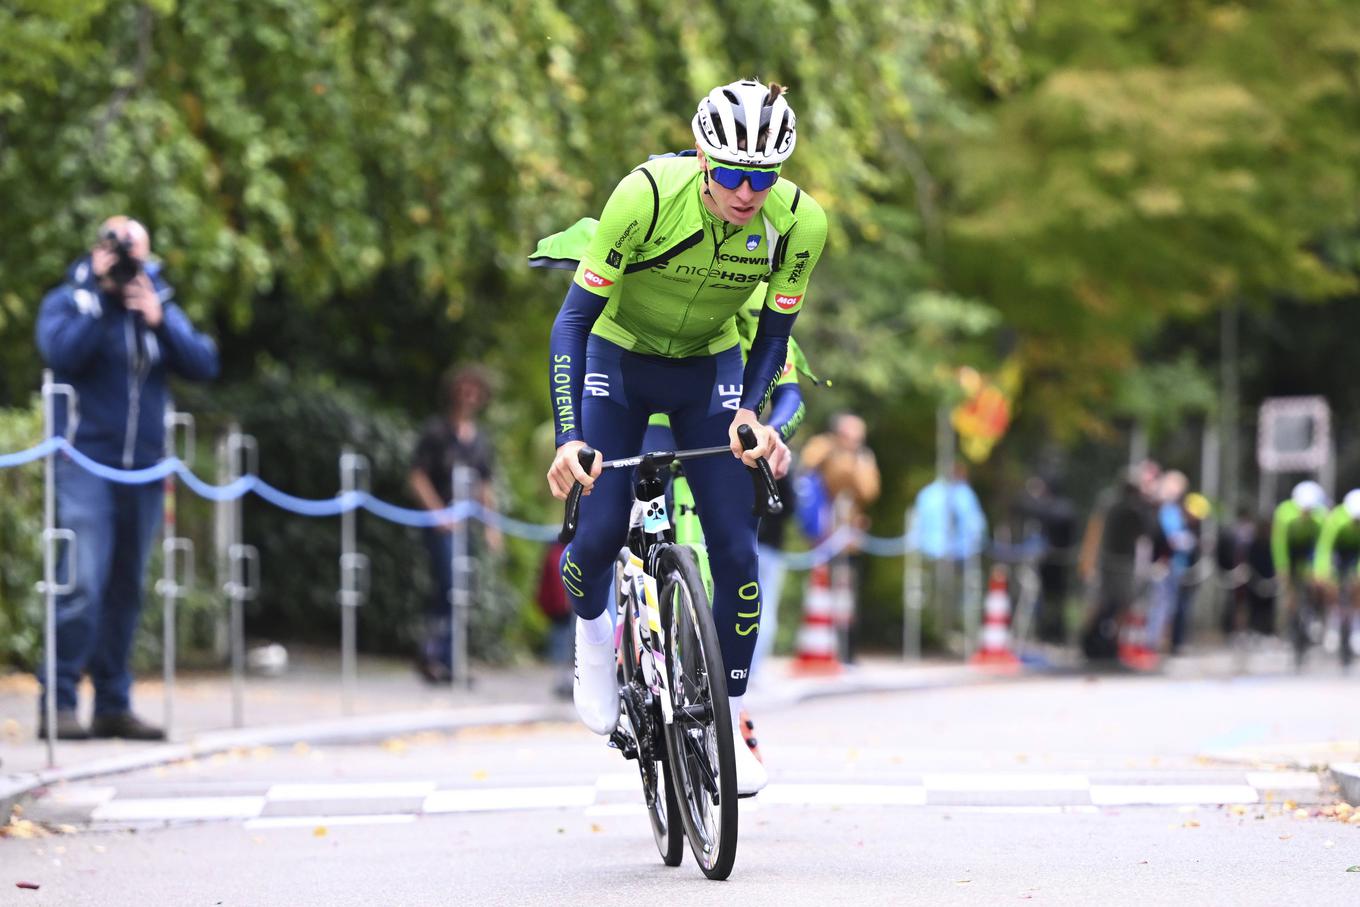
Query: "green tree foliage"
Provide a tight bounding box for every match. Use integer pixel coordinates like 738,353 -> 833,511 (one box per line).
0,400 -> 44,668
938,0 -> 1360,436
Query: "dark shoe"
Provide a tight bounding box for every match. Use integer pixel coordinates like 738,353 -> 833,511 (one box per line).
416,657 -> 452,685
90,711 -> 165,741
37,709 -> 89,741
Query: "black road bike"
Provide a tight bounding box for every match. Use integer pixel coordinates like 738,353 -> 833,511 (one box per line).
560,424 -> 781,880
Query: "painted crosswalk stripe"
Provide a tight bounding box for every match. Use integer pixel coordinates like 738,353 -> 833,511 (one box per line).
759,784 -> 928,806
422,786 -> 596,814
1089,784 -> 1258,806
266,782 -> 437,801
245,814 -> 418,830
1244,772 -> 1320,791
923,773 -> 1091,792
92,796 -> 266,822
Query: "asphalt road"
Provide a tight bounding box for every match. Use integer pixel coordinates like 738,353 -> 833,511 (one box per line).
6,670 -> 1360,906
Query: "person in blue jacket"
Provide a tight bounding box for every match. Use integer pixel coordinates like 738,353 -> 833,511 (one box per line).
35,216 -> 219,740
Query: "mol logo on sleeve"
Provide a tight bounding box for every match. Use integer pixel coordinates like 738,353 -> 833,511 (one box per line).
582,269 -> 614,289
773,293 -> 802,311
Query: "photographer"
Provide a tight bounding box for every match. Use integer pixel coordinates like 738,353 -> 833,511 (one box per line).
34,216 -> 219,740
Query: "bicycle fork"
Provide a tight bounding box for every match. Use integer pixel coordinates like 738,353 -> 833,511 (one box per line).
621,552 -> 676,727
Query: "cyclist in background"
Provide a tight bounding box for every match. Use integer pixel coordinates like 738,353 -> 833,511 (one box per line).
544,79 -> 827,795
1312,489 -> 1360,662
1272,480 -> 1329,648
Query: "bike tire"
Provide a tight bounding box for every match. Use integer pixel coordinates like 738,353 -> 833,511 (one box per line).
656,543 -> 738,881
617,557 -> 684,867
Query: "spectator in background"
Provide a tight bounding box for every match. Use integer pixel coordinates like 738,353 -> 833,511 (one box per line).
1012,472 -> 1078,645
907,461 -> 988,648
1218,509 -> 1278,639
409,365 -> 502,684
800,413 -> 881,660
1146,470 -> 1197,655
35,216 -> 220,740
1080,471 -> 1152,662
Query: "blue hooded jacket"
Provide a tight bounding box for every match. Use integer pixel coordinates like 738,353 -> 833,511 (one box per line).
35,256 -> 220,469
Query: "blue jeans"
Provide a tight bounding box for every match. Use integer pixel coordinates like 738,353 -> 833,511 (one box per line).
421,528 -> 454,670
42,455 -> 163,713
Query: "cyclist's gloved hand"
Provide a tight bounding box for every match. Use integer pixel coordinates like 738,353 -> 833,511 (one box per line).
727,409 -> 778,468
548,440 -> 603,501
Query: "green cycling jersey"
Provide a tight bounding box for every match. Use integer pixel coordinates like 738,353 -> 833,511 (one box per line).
1271,499 -> 1325,578
1313,505 -> 1360,581
565,155 -> 827,359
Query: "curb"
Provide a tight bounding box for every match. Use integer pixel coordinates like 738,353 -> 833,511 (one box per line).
1,662 -> 1032,819
1331,763 -> 1360,806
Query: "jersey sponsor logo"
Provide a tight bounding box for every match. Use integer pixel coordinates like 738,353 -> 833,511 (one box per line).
788,249 -> 810,285
673,265 -> 762,282
729,668 -> 748,680
614,219 -> 639,250
582,269 -> 613,289
606,248 -> 623,269
782,360 -> 794,377
717,252 -> 768,265
774,293 -> 802,310
746,234 -> 761,251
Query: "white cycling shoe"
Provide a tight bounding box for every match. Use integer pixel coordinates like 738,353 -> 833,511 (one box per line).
573,618 -> 619,736
732,715 -> 768,796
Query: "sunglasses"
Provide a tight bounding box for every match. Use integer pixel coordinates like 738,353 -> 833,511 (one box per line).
709,163 -> 780,192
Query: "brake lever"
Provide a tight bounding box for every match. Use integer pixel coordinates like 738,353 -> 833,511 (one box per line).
559,447 -> 598,544
736,424 -> 784,518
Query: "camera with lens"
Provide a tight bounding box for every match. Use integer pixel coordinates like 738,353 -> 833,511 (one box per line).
97,226 -> 142,291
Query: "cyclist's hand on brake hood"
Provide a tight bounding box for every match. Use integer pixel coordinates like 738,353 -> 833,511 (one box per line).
728,409 -> 779,469
548,439 -> 603,501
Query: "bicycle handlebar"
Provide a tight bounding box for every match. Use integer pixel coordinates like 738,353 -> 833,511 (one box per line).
558,425 -> 783,544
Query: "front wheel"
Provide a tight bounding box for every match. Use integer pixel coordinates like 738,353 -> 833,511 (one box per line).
657,543 -> 738,881
618,556 -> 684,867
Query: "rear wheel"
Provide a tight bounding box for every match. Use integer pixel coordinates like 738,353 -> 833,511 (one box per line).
657,543 -> 737,881
617,556 -> 683,867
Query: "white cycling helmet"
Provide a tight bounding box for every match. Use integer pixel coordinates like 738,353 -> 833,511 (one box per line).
1291,479 -> 1327,512
692,79 -> 797,167
1344,489 -> 1360,520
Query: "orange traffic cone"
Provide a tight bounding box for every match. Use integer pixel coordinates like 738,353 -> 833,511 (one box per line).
970,566 -> 1020,672
1118,599 -> 1160,671
793,562 -> 843,675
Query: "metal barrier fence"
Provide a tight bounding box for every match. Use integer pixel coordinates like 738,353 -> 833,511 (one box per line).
8,373 -> 1265,765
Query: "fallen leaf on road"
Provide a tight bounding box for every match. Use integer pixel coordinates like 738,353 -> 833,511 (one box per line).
1139,860 -> 1149,865
955,880 -> 971,884
15,882 -> 39,890
1182,820 -> 1201,829
1293,809 -> 1310,820
1348,814 -> 1360,826
292,742 -> 311,756
590,824 -> 604,834
313,826 -> 327,838
1284,800 -> 1297,810
1279,835 -> 1292,841
1347,866 -> 1360,872
471,770 -> 489,782
1228,805 -> 1247,817
380,738 -> 408,755
2,718 -> 20,739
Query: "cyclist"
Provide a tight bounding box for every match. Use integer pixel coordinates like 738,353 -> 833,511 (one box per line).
1271,480 -> 1329,648
545,79 -> 827,795
1312,489 -> 1360,661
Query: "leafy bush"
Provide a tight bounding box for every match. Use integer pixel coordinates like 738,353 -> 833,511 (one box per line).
0,398 -> 45,669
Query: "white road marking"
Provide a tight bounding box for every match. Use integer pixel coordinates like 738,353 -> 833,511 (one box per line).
923,773 -> 1091,791
759,784 -> 928,806
1089,784 -> 1258,806
422,786 -> 596,814
266,782 -> 437,801
1244,771 -> 1320,791
947,805 -> 1101,815
245,814 -> 418,830
92,796 -> 266,822
584,803 -> 649,818
594,774 -> 643,792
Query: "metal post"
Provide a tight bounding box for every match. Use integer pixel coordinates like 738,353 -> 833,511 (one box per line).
156,406 -> 195,740
38,371 -> 77,768
1221,300 -> 1240,520
223,427 -> 257,728
450,465 -> 476,689
902,507 -> 921,661
338,448 -> 370,715
962,554 -> 983,660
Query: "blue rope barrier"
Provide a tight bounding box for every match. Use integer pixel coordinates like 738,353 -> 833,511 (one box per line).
0,437 -> 921,558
